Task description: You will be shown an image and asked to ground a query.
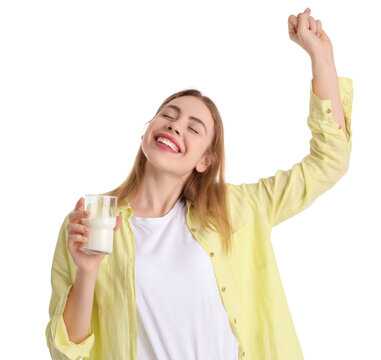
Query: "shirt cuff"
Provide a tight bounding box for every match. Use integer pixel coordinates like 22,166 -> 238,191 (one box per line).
308,76 -> 353,142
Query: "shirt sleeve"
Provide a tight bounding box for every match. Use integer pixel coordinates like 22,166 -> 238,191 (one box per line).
239,76 -> 353,227
45,213 -> 95,360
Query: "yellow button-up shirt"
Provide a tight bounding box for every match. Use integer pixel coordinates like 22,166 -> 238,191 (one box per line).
46,76 -> 353,360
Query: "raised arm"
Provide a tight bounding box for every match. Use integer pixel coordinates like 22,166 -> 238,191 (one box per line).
234,74 -> 352,227
289,8 -> 348,137
231,8 -> 353,227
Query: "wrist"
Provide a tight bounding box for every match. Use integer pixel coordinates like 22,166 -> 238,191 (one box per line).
310,52 -> 338,80
310,50 -> 335,65
76,268 -> 99,282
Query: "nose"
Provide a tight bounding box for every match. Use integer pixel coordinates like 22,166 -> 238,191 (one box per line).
166,124 -> 180,135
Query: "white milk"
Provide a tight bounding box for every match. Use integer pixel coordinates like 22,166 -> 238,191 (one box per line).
81,217 -> 116,254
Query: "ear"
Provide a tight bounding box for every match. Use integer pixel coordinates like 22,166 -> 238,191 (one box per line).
195,153 -> 213,173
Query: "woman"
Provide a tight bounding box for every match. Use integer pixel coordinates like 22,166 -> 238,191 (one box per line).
46,8 -> 353,360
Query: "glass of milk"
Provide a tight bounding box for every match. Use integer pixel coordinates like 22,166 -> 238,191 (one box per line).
81,194 -> 117,255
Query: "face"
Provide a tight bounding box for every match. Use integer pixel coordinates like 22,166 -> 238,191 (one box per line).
141,95 -> 215,178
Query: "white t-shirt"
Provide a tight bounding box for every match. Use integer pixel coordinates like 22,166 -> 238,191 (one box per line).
129,197 -> 239,360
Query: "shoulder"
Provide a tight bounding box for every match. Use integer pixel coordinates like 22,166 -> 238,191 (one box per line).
225,182 -> 260,228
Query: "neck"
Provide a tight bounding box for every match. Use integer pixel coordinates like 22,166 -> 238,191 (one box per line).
129,163 -> 187,217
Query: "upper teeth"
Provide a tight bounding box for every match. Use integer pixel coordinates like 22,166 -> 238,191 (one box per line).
156,137 -> 179,152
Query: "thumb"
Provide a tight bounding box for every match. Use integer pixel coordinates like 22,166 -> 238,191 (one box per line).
114,215 -> 122,232
318,27 -> 329,39
75,197 -> 84,212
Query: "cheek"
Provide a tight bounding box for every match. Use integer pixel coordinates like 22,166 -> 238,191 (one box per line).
189,141 -> 209,159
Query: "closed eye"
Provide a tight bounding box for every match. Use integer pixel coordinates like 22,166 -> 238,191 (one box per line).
162,115 -> 199,134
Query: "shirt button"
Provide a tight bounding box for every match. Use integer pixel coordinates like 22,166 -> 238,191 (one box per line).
221,287 -> 226,292
190,227 -> 197,232
130,257 -> 133,263
242,351 -> 245,356
209,252 -> 214,257
234,318 -> 237,324
326,108 -> 332,113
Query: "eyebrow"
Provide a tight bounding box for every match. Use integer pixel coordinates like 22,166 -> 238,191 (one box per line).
163,104 -> 207,134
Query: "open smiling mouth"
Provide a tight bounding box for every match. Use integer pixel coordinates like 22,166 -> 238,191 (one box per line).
155,137 -> 180,153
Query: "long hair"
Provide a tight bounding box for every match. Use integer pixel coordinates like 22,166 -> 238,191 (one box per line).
101,89 -> 233,255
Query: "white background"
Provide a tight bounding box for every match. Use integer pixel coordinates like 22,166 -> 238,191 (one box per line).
1,0 -> 380,359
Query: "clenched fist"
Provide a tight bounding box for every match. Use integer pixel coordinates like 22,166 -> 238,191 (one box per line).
288,8 -> 333,58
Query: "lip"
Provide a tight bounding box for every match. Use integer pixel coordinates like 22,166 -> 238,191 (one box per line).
154,133 -> 182,153
156,141 -> 179,154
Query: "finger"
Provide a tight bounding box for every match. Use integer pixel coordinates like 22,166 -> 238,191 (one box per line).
67,222 -> 90,235
69,209 -> 91,223
288,15 -> 298,33
308,16 -> 317,34
68,233 -> 89,246
297,10 -> 310,33
316,19 -> 322,37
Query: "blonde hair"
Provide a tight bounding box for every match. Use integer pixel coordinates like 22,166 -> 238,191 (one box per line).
101,89 -> 233,255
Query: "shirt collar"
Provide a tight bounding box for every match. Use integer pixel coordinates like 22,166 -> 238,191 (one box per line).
117,198 -> 194,219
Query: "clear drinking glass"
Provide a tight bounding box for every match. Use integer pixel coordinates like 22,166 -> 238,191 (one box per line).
81,194 -> 117,255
